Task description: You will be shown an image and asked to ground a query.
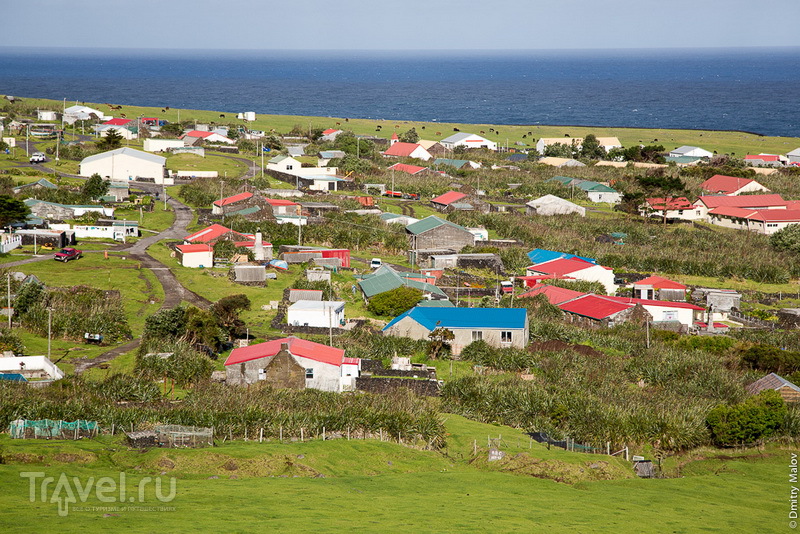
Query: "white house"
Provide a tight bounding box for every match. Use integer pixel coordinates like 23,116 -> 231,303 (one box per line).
527,257 -> 617,294
37,110 -> 58,121
536,137 -> 622,154
175,244 -> 214,268
267,155 -> 304,173
788,148 -> 800,164
320,128 -> 343,141
63,105 -> 105,124
95,124 -> 137,140
669,146 -> 713,158
181,130 -> 235,144
287,300 -> 346,328
79,147 -> 168,183
440,132 -> 497,151
144,139 -> 184,152
700,175 -> 770,196
0,355 -> 64,380
382,142 -> 434,161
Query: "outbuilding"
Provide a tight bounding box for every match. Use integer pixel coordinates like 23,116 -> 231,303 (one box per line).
176,244 -> 213,268
79,147 -> 168,183
287,300 -> 346,328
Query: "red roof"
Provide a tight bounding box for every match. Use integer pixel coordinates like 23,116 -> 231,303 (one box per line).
634,275 -> 687,290
322,128 -> 340,135
528,257 -> 598,277
103,118 -> 132,126
709,206 -> 758,218
745,154 -> 779,161
559,295 -> 633,320
183,130 -> 213,138
213,191 -> 253,207
697,194 -> 786,209
383,142 -> 425,158
602,295 -> 704,310
647,197 -> 693,210
224,336 -> 346,366
748,209 -> 800,223
388,163 -> 428,175
184,224 -> 253,244
518,285 -> 584,304
700,175 -> 756,195
265,198 -> 299,207
342,357 -> 360,365
391,132 -> 399,140
176,244 -> 213,254
431,191 -> 467,205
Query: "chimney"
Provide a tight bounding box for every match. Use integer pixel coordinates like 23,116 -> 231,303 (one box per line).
254,227 -> 265,261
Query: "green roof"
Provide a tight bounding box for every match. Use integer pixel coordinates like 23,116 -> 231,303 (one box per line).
228,206 -> 262,217
358,265 -> 446,298
434,158 -> 470,169
405,215 -> 468,235
665,156 -> 702,164
546,176 -> 617,194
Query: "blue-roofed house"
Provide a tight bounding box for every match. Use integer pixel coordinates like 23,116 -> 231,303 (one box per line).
527,248 -> 597,266
383,307 -> 529,355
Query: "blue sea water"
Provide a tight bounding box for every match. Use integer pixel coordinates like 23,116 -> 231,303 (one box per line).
1,47 -> 799,137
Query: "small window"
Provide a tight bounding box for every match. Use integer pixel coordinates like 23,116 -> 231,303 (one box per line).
305,368 -> 314,379
472,330 -> 483,341
258,368 -> 266,380
501,331 -> 512,343
286,165 -> 293,170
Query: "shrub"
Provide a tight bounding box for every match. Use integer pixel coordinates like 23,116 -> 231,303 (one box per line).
367,287 -> 423,317
706,390 -> 786,446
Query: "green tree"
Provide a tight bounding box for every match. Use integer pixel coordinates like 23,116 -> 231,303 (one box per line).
636,174 -> 688,224
706,390 -> 786,446
427,327 -> 455,359
367,286 -> 423,317
543,142 -> 575,158
335,154 -> 374,175
81,173 -> 110,200
97,129 -> 123,150
213,239 -> 237,259
334,132 -> 374,157
211,294 -> 251,338
0,196 -> 30,227
13,282 -> 44,317
399,127 -> 419,143
770,224 -> 800,255
580,134 -> 606,160
143,306 -> 187,342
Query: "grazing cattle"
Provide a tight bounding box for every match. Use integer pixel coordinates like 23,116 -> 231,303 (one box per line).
527,131 -> 532,136
345,118 -> 349,122
336,122 -> 341,126
421,126 -> 425,130
376,127 -> 381,131
453,127 -> 460,132
522,135 -> 526,139
376,125 -> 382,129
120,113 -> 127,118
435,132 -> 441,136
165,106 -> 170,110
161,109 -> 166,113
489,128 -> 494,132
480,131 -> 485,134
220,114 -> 225,118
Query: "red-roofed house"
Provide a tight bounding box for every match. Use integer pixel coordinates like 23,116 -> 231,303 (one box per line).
382,142 -> 433,161
430,191 -> 467,210
517,285 -> 584,304
184,224 -> 255,245
632,275 -> 687,301
388,163 -> 435,176
321,128 -> 343,141
701,175 -> 770,196
694,194 -> 788,221
527,258 -> 617,294
640,197 -> 701,220
602,295 -> 704,328
103,118 -> 133,126
224,336 -> 359,392
709,207 -> 800,235
265,198 -> 301,215
212,192 -> 254,215
558,294 -> 637,325
745,154 -> 786,167
181,130 -> 235,144
175,244 -> 214,268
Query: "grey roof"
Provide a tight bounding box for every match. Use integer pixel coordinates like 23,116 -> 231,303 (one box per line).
787,148 -> 800,157
288,300 -> 345,313
441,132 -> 484,144
358,265 -> 446,298
288,289 -> 324,302
80,147 -> 165,166
747,373 -> 800,395
670,145 -> 701,155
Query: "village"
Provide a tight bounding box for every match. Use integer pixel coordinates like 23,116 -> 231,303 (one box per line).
0,96 -> 799,524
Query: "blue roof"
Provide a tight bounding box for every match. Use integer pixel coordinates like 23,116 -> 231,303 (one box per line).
383,307 -> 527,331
0,373 -> 27,382
527,248 -> 597,265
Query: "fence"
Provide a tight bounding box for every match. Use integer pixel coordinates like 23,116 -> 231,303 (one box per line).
8,419 -> 99,440
528,431 -> 607,455
153,424 -> 214,448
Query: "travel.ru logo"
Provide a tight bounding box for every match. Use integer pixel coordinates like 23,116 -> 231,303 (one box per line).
21,471 -> 177,517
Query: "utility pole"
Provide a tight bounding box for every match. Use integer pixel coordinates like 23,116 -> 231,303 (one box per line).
298,218 -> 302,246
6,273 -> 11,329
47,308 -> 52,359
260,141 -> 264,177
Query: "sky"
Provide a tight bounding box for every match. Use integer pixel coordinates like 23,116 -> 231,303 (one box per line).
4,0 -> 800,51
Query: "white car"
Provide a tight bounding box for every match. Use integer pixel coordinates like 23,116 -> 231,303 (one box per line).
370,258 -> 382,269
29,152 -> 46,163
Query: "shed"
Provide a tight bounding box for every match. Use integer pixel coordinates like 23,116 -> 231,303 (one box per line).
176,244 -> 213,268
233,265 -> 266,284
746,373 -> 800,403
287,300 -> 346,328
288,289 -> 324,303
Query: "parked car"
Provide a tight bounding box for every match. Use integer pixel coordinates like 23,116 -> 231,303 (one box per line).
370,258 -> 382,269
29,152 -> 46,163
54,247 -> 82,262
500,281 -> 514,294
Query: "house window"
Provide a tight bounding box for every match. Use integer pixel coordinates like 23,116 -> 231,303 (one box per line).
662,311 -> 678,321
472,330 -> 483,341
258,368 -> 266,380
501,331 -> 512,343
286,165 -> 293,170
678,210 -> 684,215
305,368 -> 314,379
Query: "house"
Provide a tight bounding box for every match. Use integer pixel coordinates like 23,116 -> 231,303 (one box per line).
143,139 -> 184,152
517,284 -> 585,304
96,124 -> 137,140
546,177 -> 621,204
602,295 -> 704,330
24,199 -> 114,220
183,224 -> 266,256
430,191 -> 467,211
406,216 -> 475,252
357,265 -> 447,301
708,208 -> 800,235
175,244 -> 214,268
535,137 -> 622,154
12,178 -> 58,195
746,373 -> 800,403
288,289 -> 324,303
558,294 -> 644,327
669,146 -> 713,158
440,132 -> 497,151
692,288 -> 741,321
640,197 -> 700,220
526,195 -> 586,217
320,128 -> 343,141
537,157 -> 586,168
181,130 -> 235,144
287,300 -> 346,328
700,175 -> 770,196
417,139 -> 447,156
632,275 -> 687,301
224,337 -> 359,392
63,105 -> 105,124
387,163 -> 435,176
745,154 -> 786,167
693,193 -> 788,219
787,148 -> 800,164
383,307 -> 529,355
0,355 -> 64,381
49,219 -> 138,240
527,248 -> 597,266
106,182 -> 130,202
433,158 -> 482,170
266,198 -> 301,216
380,213 -> 419,226
318,150 -> 346,165
527,256 -> 616,294
37,110 -> 58,121
79,147 -> 168,183
268,155 -> 303,173
212,192 -> 254,215
382,142 -> 433,161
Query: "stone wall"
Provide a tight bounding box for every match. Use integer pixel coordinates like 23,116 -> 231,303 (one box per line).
356,377 -> 440,396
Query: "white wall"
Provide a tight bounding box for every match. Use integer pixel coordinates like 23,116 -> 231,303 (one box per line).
144,139 -> 184,152
180,250 -> 214,268
80,153 -> 165,182
0,356 -> 63,380
293,354 -> 343,392
287,302 -> 345,328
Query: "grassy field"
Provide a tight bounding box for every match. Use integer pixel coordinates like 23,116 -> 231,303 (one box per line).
0,415 -> 787,533
9,96 -> 800,157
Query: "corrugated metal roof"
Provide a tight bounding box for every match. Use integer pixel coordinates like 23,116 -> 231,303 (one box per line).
358,265 -> 445,298
224,336 -> 345,366
80,147 -> 166,166
288,289 -> 324,302
430,191 -> 467,205
527,248 -> 596,265
558,295 -> 633,320
747,373 -> 800,395
384,307 -> 527,331
416,300 -> 455,307
406,215 -> 468,235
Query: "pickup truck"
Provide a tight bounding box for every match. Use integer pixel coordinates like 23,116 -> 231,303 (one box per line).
54,247 -> 82,262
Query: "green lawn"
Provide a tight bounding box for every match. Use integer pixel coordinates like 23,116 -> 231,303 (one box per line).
0,415 -> 787,533
164,152 -> 248,179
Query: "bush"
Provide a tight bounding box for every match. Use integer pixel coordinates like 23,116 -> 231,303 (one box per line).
367,287 -> 423,317
706,390 -> 786,446
740,344 -> 800,374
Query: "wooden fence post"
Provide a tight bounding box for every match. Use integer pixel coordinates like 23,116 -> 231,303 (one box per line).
259,428 -> 264,443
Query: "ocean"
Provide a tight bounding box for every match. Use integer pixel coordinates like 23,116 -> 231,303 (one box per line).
1,47 -> 799,137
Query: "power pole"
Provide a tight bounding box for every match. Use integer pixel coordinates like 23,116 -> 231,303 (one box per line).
6,273 -> 11,329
